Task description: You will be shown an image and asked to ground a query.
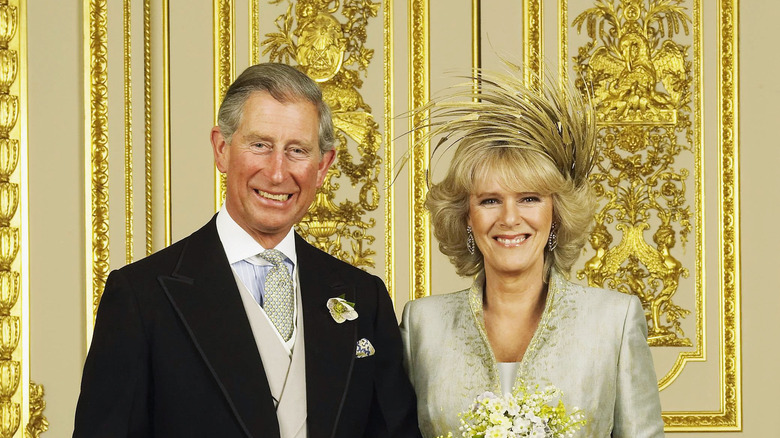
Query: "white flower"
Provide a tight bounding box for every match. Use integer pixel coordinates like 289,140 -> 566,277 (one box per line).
488,411 -> 510,427
486,397 -> 505,414
326,297 -> 357,323
505,397 -> 520,417
513,415 -> 531,431
484,425 -> 511,438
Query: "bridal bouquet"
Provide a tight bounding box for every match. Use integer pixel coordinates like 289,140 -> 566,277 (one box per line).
438,385 -> 585,438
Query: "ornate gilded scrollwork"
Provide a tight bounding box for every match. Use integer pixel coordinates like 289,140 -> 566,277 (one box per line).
25,382 -> 47,438
263,0 -> 381,269
573,0 -> 693,346
0,2 -> 19,436
1,0 -> 47,435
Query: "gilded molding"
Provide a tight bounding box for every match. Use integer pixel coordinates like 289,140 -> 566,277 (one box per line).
662,0 -> 741,429
655,0 -> 705,393
471,0 -> 480,84
144,0 -> 153,256
25,381 -> 47,437
523,0 -> 542,85
213,0 -> 233,210
162,0 -> 171,246
250,0 -> 260,64
123,0 -> 133,264
409,0 -> 430,300
84,0 -> 110,338
3,0 -> 48,435
383,0 -> 394,300
559,0 -> 567,87
0,1 -> 21,435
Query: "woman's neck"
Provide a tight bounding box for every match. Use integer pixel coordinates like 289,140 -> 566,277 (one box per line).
481,267 -> 549,363
483,267 -> 547,315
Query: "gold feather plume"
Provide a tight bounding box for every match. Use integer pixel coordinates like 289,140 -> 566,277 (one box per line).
407,66 -> 597,187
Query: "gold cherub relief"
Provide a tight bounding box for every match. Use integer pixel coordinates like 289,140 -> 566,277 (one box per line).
574,0 -> 694,346
263,0 -> 381,269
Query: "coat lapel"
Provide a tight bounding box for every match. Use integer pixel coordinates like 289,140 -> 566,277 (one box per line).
158,218 -> 280,438
297,234 -> 357,438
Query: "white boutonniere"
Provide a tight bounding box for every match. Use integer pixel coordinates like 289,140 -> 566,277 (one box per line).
327,295 -> 358,323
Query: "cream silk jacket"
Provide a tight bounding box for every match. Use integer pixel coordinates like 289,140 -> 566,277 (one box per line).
400,270 -> 664,438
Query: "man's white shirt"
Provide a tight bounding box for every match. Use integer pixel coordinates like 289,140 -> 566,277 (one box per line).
216,206 -> 299,354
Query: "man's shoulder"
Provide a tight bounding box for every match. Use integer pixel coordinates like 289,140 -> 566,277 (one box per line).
119,218 -> 219,277
294,232 -> 377,281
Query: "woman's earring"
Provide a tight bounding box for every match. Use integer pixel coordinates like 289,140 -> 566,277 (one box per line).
467,225 -> 476,255
547,223 -> 558,251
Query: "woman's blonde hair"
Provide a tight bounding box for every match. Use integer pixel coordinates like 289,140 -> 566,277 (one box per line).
418,67 -> 598,279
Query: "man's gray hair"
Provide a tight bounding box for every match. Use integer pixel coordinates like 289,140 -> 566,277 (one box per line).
217,63 -> 335,153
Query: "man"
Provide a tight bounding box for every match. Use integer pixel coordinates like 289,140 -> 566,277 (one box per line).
73,63 -> 420,438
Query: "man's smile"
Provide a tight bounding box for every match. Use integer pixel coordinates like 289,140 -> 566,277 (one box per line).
254,188 -> 292,202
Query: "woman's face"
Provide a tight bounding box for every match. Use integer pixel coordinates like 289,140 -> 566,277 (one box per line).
467,173 -> 554,280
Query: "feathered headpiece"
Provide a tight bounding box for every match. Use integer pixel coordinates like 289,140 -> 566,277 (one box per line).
409,65 -> 597,187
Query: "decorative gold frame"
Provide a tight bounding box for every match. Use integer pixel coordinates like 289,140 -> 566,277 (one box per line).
657,0 -> 741,429
557,0 -> 740,430
83,0 -> 110,340
143,0 -> 154,256
162,0 -> 172,247
408,0 -> 430,300
85,0 -> 171,336
384,0 -> 395,300
523,0 -> 542,84
123,0 -> 134,265
213,0 -> 233,211
1,1 -> 47,435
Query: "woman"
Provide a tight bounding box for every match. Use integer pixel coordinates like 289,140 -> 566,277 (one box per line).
400,70 -> 664,437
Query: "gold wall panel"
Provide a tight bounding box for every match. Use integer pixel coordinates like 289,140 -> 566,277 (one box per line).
262,0 -> 383,270
562,0 -> 740,430
213,0 -> 386,272
572,0 -> 698,348
85,0 -> 174,337
1,0 -> 46,435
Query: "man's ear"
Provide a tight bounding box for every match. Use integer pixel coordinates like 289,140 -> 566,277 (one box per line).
211,126 -> 229,173
315,149 -> 336,187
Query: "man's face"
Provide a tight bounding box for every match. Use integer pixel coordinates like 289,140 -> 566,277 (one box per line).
212,91 -> 335,248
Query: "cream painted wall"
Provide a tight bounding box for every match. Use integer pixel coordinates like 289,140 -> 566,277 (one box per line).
24,2 -> 780,436
28,1 -> 85,435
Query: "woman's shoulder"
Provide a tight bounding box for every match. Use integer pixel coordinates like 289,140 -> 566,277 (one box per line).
555,276 -> 638,313
404,289 -> 469,313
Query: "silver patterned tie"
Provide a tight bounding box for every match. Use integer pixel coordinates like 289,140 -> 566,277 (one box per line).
260,249 -> 294,341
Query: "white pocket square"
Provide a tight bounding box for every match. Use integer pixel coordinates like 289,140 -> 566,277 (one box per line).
355,338 -> 375,358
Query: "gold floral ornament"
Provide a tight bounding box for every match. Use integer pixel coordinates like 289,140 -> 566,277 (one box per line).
326,295 -> 357,323
263,0 -> 382,269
